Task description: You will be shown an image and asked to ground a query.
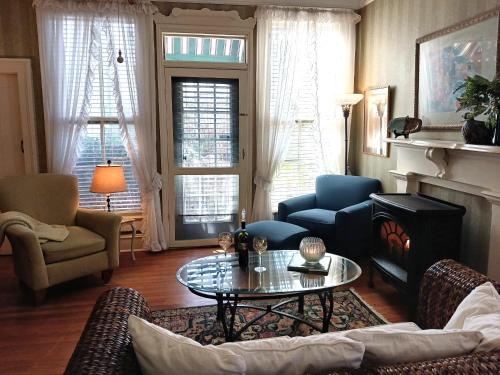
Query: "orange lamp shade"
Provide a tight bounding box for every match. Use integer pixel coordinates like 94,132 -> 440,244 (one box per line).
90,163 -> 127,194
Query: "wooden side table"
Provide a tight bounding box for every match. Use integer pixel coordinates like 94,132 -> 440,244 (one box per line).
120,217 -> 141,261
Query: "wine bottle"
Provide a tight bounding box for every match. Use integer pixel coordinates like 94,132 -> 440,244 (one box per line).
237,209 -> 249,267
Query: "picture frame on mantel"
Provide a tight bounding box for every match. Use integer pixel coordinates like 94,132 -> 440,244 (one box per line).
363,86 -> 390,157
415,8 -> 500,131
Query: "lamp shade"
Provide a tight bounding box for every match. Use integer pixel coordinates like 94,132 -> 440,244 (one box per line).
90,163 -> 127,194
335,93 -> 364,105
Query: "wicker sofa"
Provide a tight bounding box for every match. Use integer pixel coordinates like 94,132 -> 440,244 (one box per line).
64,259 -> 500,375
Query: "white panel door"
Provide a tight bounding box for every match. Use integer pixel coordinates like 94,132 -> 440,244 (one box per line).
0,59 -> 38,255
0,73 -> 25,177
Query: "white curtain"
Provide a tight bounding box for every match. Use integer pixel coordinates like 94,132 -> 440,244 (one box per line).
35,0 -> 166,251
253,7 -> 302,221
35,2 -> 97,173
253,7 -> 360,220
311,11 -> 359,174
109,6 -> 167,251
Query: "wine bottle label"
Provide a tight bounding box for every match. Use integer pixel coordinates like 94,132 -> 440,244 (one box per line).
239,243 -> 248,251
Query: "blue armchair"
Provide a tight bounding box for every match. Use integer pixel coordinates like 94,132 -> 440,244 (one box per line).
277,174 -> 380,258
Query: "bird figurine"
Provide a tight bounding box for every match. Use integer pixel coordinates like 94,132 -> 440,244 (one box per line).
388,116 -> 422,138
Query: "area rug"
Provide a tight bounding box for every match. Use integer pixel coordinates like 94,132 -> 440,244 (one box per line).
151,289 -> 387,345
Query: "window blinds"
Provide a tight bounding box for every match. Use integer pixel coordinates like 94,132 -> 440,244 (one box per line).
74,123 -> 141,211
171,77 -> 239,168
66,16 -> 141,211
270,120 -> 325,211
171,77 -> 240,224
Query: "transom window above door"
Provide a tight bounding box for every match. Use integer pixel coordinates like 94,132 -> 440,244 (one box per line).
163,34 -> 246,64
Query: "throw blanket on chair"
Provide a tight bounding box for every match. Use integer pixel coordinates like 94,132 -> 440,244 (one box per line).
0,211 -> 69,245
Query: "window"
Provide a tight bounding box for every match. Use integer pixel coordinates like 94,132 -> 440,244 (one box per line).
164,34 -> 246,64
74,123 -> 141,211
269,22 -> 327,212
270,120 -> 326,211
66,17 -> 141,211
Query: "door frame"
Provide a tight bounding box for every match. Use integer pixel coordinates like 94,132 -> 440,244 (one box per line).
155,9 -> 256,248
0,58 -> 39,174
164,68 -> 250,248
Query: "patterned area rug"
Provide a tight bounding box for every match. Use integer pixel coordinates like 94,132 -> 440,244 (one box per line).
151,289 -> 387,345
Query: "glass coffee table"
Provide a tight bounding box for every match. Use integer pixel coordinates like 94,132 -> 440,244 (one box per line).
177,250 -> 361,341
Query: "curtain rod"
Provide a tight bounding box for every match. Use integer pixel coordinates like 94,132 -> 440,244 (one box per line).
257,5 -> 359,13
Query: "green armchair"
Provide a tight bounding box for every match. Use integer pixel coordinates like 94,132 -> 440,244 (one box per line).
0,174 -> 121,303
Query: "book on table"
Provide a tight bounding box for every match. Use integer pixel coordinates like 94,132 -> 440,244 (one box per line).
287,253 -> 332,275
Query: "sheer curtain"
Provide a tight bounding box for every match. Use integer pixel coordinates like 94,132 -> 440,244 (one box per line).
311,11 -> 359,174
35,2 -> 97,173
108,6 -> 167,252
35,0 -> 166,251
253,7 -> 302,221
253,7 -> 360,220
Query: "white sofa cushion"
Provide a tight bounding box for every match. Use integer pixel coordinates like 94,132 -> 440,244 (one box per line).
128,315 -> 246,375
342,327 -> 483,365
444,282 -> 500,330
220,333 -> 365,375
463,313 -> 500,352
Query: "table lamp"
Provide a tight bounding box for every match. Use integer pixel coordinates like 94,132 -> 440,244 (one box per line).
336,93 -> 364,175
90,160 -> 127,212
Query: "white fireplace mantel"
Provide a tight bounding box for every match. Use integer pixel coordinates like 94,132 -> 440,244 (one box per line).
386,138 -> 500,280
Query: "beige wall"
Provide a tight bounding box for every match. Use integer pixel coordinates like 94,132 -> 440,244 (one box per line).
352,0 -> 499,273
420,183 -> 492,273
0,0 -> 46,172
352,0 -> 500,191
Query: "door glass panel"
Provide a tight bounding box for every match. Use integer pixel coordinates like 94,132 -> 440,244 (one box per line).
174,175 -> 239,241
172,77 -> 239,168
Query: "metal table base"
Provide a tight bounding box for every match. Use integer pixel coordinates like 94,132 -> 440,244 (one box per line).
190,287 -> 335,342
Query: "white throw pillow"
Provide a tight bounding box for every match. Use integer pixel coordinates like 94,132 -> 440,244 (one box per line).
220,333 -> 365,375
128,315 -> 246,375
219,323 -> 417,374
343,328 -> 483,365
463,313 -> 500,352
444,282 -> 500,330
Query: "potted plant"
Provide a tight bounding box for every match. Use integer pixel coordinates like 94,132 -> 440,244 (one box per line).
454,74 -> 500,145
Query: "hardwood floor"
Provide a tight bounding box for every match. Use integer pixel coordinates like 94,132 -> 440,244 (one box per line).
0,248 -> 406,375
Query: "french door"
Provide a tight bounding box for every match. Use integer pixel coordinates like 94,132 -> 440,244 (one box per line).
163,68 -> 250,247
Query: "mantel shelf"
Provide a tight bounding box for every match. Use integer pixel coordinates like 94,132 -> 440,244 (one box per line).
385,138 -> 500,154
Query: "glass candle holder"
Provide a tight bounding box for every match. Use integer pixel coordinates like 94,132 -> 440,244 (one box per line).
300,273 -> 325,288
299,237 -> 326,264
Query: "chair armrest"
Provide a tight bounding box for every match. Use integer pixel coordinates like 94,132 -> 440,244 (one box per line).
277,193 -> 316,221
371,350 -> 499,374
335,200 -> 373,258
5,224 -> 49,290
64,287 -> 152,375
416,259 -> 499,329
76,209 -> 122,269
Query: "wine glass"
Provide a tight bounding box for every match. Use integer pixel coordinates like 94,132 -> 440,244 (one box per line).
218,232 -> 233,264
253,236 -> 267,273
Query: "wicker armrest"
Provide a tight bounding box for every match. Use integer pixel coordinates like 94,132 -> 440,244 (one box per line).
64,287 -> 151,375
372,350 -> 500,374
416,259 -> 500,329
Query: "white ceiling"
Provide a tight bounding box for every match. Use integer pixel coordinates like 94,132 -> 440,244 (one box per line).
153,0 -> 374,10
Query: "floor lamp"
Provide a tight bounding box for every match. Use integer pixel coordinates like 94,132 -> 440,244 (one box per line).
336,94 -> 364,175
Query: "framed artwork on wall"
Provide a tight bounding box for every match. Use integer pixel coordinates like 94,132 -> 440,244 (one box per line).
415,9 -> 499,130
363,86 -> 390,157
